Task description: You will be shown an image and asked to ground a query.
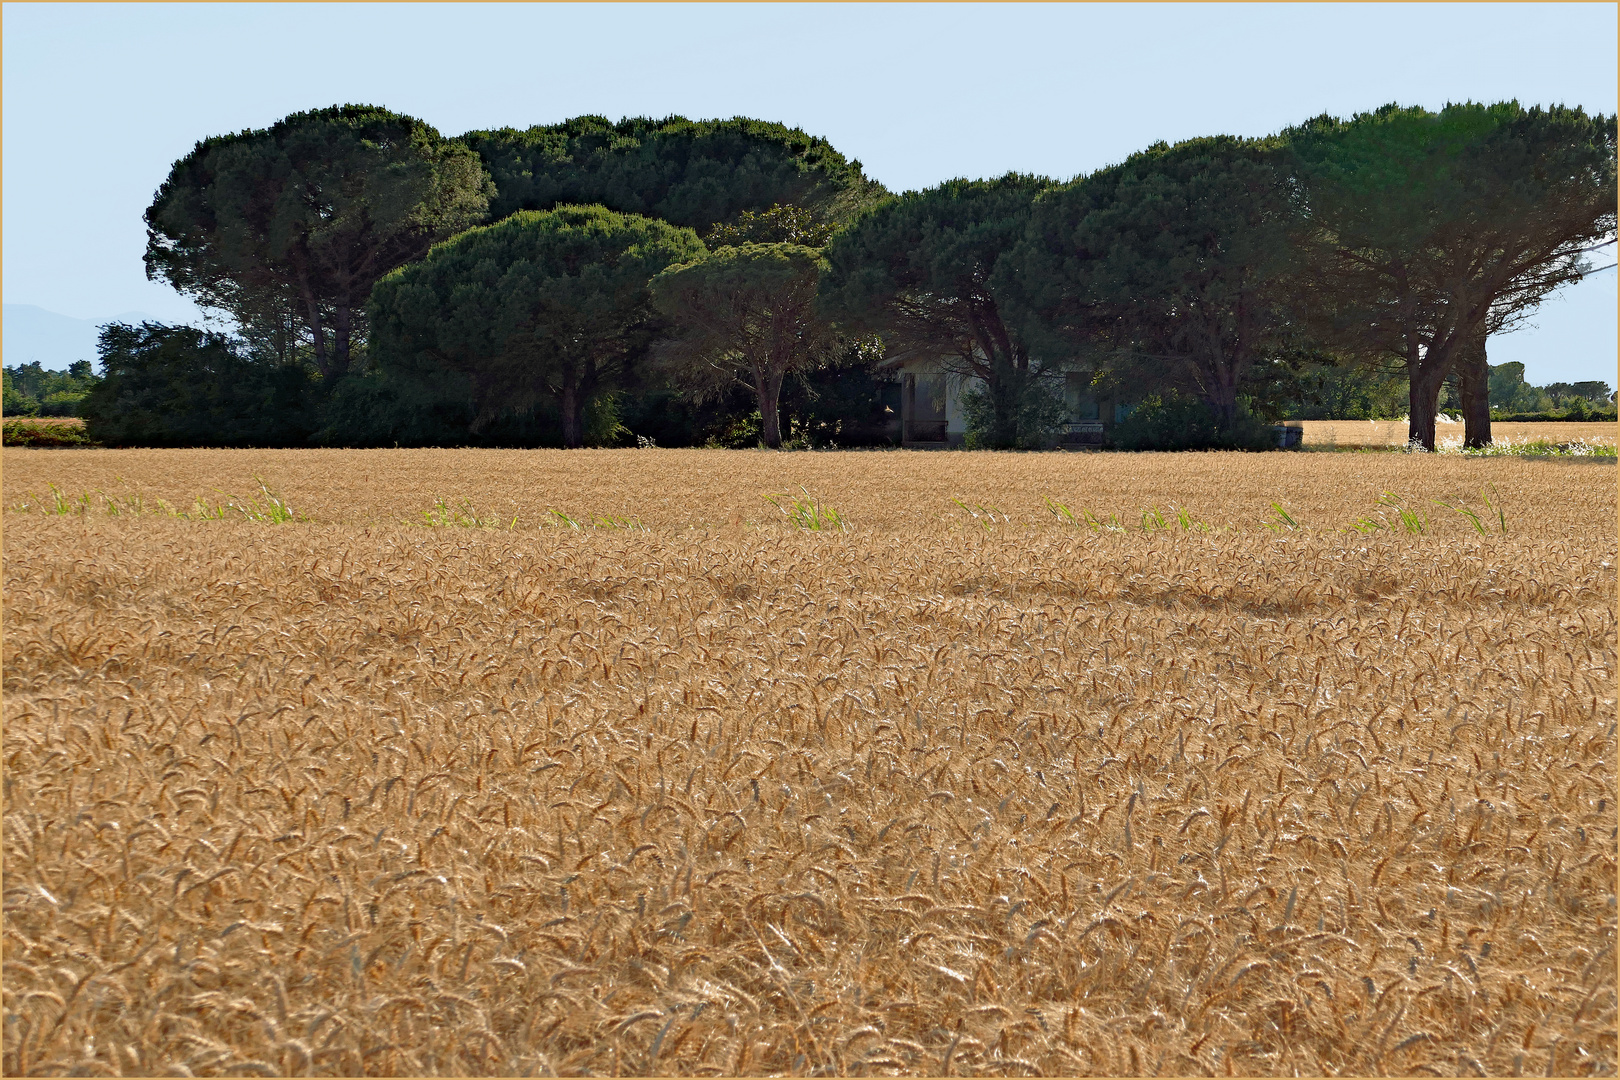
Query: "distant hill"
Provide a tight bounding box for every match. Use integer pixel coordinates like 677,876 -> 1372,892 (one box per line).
3,305 -> 156,372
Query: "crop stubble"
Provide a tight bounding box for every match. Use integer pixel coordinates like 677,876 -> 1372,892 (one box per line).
3,449 -> 1615,1076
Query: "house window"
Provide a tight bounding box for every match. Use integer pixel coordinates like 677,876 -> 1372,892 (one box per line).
1059,372 -> 1106,444
1065,372 -> 1099,421
903,373 -> 948,442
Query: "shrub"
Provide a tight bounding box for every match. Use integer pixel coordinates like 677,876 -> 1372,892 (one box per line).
584,392 -> 632,447
1110,391 -> 1277,451
316,365 -> 487,447
1,418 -> 97,447
961,373 -> 1068,450
703,410 -> 766,449
81,323 -> 319,447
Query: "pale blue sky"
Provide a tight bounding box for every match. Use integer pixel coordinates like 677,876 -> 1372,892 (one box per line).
4,3 -> 1615,383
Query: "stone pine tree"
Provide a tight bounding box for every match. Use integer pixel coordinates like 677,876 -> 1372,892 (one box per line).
649,244 -> 839,449
367,205 -> 704,448
1287,101 -> 1617,450
461,116 -> 886,234
703,204 -> 837,248
818,174 -> 1052,449
145,105 -> 494,380
998,136 -> 1302,431
1452,253 -> 1617,447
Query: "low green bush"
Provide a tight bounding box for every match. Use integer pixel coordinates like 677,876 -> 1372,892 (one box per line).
960,375 -> 1068,450
1109,391 -> 1277,451
2,419 -> 97,447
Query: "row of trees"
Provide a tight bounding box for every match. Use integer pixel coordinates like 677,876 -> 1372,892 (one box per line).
817,105 -> 1615,450
62,322 -> 1606,448
119,101 -> 1616,450
127,107 -> 890,448
2,361 -> 97,416
1486,362 -> 1614,417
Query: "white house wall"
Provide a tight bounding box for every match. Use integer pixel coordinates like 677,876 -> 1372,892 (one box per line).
893,357 -> 973,446
944,375 -> 969,437
891,355 -> 1118,447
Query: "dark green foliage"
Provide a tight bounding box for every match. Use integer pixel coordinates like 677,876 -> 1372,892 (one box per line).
702,409 -> 768,449
3,360 -> 98,417
1485,362 -> 1616,416
1263,361 -> 1410,421
959,374 -> 1069,449
1487,360 -> 1539,412
1541,380 -> 1615,404
1485,363 -> 1617,421
706,204 -> 838,248
317,351 -> 630,449
1286,101 -> 1618,448
463,116 -> 884,233
584,393 -> 632,447
779,348 -> 901,448
650,243 -> 838,448
126,102 -> 1617,451
1109,391 -> 1277,451
81,323 -> 318,447
609,343 -> 900,450
146,104 -> 494,379
819,174 -> 1053,448
1003,136 -> 1301,430
367,205 -> 704,448
616,380 -> 763,448
314,364 -> 493,447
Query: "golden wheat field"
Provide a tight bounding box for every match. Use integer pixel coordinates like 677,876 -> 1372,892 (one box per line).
1288,420 -> 1617,450
3,448 -> 1615,1077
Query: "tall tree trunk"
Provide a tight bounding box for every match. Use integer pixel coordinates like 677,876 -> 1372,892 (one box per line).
1200,337 -> 1253,432
988,360 -> 1020,449
559,383 -> 582,449
757,366 -> 785,449
1205,374 -> 1239,431
301,293 -> 330,379
1406,361 -> 1448,451
974,310 -> 1025,449
1457,331 -> 1492,449
331,302 -> 352,378
275,308 -> 292,365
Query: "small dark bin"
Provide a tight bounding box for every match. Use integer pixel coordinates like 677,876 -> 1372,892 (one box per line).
1272,425 -> 1304,449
